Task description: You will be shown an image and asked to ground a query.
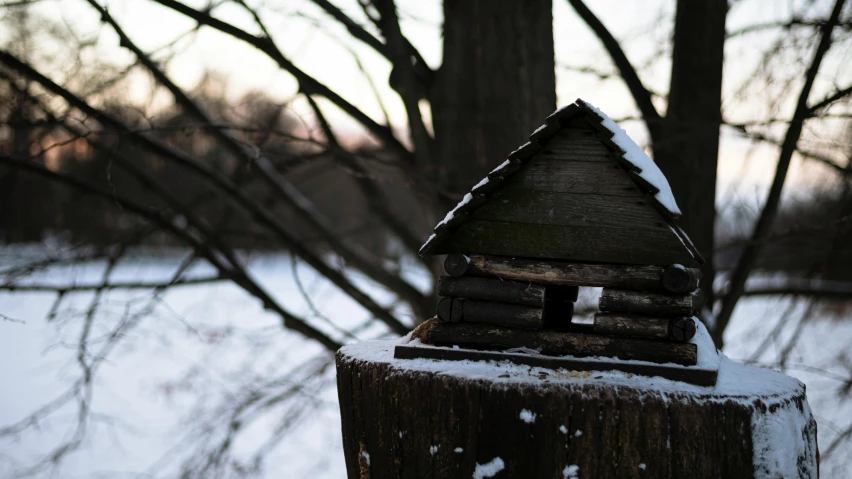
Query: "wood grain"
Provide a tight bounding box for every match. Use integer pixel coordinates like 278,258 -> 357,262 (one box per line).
452,298 -> 545,329
501,156 -> 642,195
593,312 -> 697,341
437,275 -> 546,307
420,320 -> 697,365
337,341 -> 816,478
449,254 -> 666,290
471,188 -> 668,231
436,220 -> 700,267
599,288 -> 702,316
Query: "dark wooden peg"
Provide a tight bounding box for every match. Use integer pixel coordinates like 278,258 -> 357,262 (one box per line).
444,253 -> 471,277
661,264 -> 701,293
670,317 -> 697,342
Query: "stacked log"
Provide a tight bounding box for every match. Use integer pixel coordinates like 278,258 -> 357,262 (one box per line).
425,254 -> 704,366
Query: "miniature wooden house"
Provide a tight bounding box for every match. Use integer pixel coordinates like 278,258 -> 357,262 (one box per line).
397,99 -> 718,386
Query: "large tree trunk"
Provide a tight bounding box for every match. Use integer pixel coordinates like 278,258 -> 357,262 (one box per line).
337,341 -> 818,479
653,1 -> 727,325
430,0 -> 555,212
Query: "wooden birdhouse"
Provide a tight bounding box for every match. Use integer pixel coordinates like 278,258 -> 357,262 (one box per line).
396,98 -> 718,386
337,99 -> 818,479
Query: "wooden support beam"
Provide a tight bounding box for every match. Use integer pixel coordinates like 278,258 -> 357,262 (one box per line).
593,312 -> 697,342
417,319 -> 697,365
437,276 -> 546,307
599,288 -> 702,317
444,254 -> 699,293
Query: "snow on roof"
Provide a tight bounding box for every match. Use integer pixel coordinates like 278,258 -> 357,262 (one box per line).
576,100 -> 681,216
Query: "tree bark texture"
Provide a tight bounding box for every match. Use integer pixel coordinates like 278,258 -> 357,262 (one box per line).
337,341 -> 817,479
431,0 -> 555,211
654,0 -> 728,309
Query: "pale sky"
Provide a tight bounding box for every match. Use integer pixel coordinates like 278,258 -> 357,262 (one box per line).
5,0 -> 850,198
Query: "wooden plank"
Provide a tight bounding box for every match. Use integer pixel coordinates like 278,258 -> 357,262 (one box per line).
447,254 -> 667,291
436,220 -> 701,267
599,288 -> 702,317
593,312 -> 697,342
501,156 -> 643,196
437,276 -> 546,307
417,320 -> 698,365
393,345 -> 716,386
471,188 -> 669,231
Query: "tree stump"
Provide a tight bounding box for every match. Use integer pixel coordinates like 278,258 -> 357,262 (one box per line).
336,340 -> 818,479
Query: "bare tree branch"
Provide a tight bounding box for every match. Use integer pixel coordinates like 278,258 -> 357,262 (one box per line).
148,0 -> 412,161
727,18 -> 852,38
0,154 -> 343,351
0,48 -> 410,335
1,276 -> 224,292
566,0 -> 662,137
715,0 -> 848,345
88,0 -> 426,323
370,0 -> 434,166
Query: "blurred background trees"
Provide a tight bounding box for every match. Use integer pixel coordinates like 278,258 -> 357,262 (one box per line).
1,0 -> 851,477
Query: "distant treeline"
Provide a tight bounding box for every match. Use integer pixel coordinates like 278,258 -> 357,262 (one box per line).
0,84 -> 423,256
1,83 -> 850,280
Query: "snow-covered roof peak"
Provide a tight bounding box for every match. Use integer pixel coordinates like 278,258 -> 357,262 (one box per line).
574,99 -> 682,217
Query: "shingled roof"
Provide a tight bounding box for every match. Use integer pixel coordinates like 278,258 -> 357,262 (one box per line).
419,98 -> 704,267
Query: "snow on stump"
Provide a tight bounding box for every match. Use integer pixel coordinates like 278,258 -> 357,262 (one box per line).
336,340 -> 818,479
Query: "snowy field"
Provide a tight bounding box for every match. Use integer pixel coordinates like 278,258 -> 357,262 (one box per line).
0,248 -> 850,477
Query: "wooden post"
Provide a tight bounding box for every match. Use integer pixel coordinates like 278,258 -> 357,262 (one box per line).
599,288 -> 702,316
337,340 -> 818,479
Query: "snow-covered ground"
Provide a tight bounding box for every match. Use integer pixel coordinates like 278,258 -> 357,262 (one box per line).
0,248 -> 849,477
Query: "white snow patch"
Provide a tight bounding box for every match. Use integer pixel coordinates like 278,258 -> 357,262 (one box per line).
575,100 -> 681,216
531,124 -> 548,136
563,464 -> 579,478
574,429 -> 583,437
436,193 -> 473,228
559,425 -> 568,434
420,233 -> 436,250
472,177 -> 490,191
429,445 -> 439,455
489,159 -> 511,175
359,450 -> 371,466
639,463 -> 646,470
752,399 -> 817,478
473,457 -> 505,479
455,447 -> 464,453
519,409 -> 536,423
